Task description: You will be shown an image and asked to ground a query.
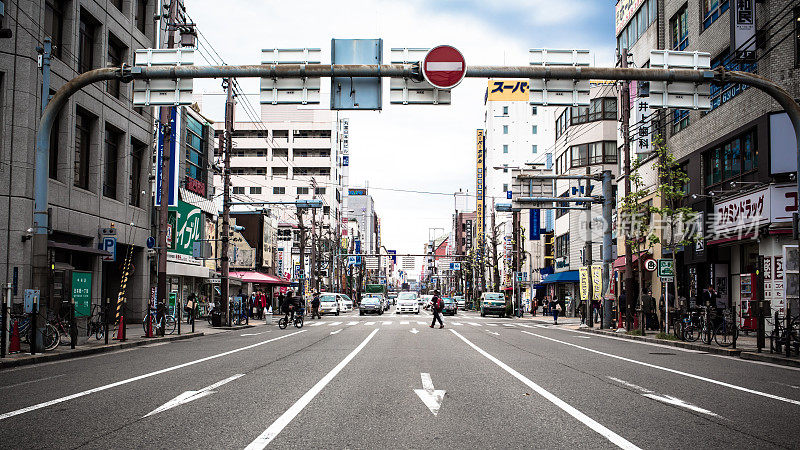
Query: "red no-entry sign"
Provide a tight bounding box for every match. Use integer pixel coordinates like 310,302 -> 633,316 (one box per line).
422,45 -> 466,89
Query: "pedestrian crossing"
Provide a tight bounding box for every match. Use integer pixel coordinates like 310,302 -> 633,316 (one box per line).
300,319 -> 541,331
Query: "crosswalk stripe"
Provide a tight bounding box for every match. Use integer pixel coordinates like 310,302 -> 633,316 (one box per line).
518,324 -> 533,328
329,322 -> 342,326
486,323 -> 498,327
400,321 -> 409,325
451,322 -> 462,326
365,322 -> 375,326
416,321 -> 426,325
503,324 -> 516,328
382,321 -> 393,325
467,322 -> 481,326
308,322 -> 324,327
347,321 -> 358,326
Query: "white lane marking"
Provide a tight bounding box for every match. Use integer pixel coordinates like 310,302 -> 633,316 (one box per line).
486,323 -> 498,327
503,324 -> 516,328
574,336 -> 591,339
518,324 -> 533,328
410,328 -> 419,334
558,328 -> 703,353
364,321 -> 375,326
347,321 -> 359,326
451,330 -> 639,450
467,322 -> 481,327
400,321 -> 409,325
144,374 -> 244,418
414,373 -> 446,416
0,330 -> 306,421
709,354 -> 800,372
426,61 -> 462,71
451,322 -> 462,326
241,331 -> 269,336
245,329 -> 379,449
607,377 -> 719,417
382,321 -> 393,325
521,331 -> 800,407
328,322 -> 342,327
0,374 -> 66,390
308,322 -> 324,327
416,321 -> 426,325
142,342 -> 169,348
330,329 -> 342,335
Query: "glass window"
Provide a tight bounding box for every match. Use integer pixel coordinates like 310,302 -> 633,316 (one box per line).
297,187 -> 309,195
603,98 -> 617,119
702,0 -> 729,30
503,144 -> 508,153
672,109 -> 690,133
135,0 -> 148,34
671,4 -> 689,51
531,106 -> 538,115
273,187 -> 285,195
185,114 -> 207,195
637,5 -> 648,37
232,186 -> 245,195
532,125 -> 538,134
556,233 -> 570,259
502,183 -> 508,192
250,187 -> 262,195
130,139 -> 145,207
649,0 -> 657,24
74,109 -> 92,190
503,125 -> 509,134
44,1 -> 65,59
78,10 -> 97,73
503,106 -> 508,115
49,106 -> 61,180
532,145 -> 538,154
103,125 -> 121,199
107,35 -> 125,98
743,131 -> 757,171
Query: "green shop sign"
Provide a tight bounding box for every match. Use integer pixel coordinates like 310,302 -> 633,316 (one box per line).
168,200 -> 202,256
72,271 -> 92,317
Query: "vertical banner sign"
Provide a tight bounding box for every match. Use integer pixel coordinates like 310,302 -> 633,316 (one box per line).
476,129 -> 485,258
530,209 -> 541,241
579,266 -> 590,301
155,107 -> 181,207
731,0 -> 756,60
71,271 -> 92,317
591,264 -> 602,301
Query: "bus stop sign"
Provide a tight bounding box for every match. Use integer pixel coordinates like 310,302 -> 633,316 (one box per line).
422,45 -> 466,89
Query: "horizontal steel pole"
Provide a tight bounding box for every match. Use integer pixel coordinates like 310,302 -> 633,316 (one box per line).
466,65 -> 714,83
516,174 -> 599,181
516,197 -> 598,203
135,64 -> 416,80
231,201 -> 321,206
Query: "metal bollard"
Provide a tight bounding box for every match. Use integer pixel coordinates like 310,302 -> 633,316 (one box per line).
70,299 -> 77,349
104,298 -> 109,345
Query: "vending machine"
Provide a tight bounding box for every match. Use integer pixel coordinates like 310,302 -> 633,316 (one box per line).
740,273 -> 758,331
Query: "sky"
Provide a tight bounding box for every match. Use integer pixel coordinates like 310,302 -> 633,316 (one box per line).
186,0 -> 617,261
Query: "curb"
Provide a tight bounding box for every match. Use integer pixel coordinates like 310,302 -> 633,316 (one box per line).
740,351 -> 800,368
212,324 -> 255,331
0,332 -> 205,370
574,327 -> 742,356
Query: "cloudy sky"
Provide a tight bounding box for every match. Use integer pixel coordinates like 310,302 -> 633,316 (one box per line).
187,0 -> 616,258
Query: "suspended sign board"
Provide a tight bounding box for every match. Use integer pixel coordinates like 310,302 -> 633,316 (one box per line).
133,48 -> 194,106
260,48 -> 321,105
331,39 -> 383,110
389,48 -> 451,105
529,49 -> 590,106
648,50 -> 711,110
511,168 -> 555,210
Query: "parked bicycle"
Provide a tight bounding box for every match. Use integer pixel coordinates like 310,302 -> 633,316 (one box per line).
770,312 -> 800,355
86,304 -> 105,340
714,309 -> 738,347
8,313 -> 59,350
143,304 -> 176,335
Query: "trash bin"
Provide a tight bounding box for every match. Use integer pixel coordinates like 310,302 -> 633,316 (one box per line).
211,311 -> 222,327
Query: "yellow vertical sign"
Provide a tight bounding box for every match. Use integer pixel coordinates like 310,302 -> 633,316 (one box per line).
476,129 -> 485,258
579,266 -> 590,301
591,264 -> 603,301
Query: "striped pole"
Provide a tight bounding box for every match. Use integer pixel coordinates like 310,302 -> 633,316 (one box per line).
114,244 -> 134,340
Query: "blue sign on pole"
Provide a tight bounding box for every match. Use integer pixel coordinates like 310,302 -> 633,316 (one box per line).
507,190 -> 512,199
331,39 -> 383,110
146,236 -> 156,249
354,240 -> 361,254
343,155 -> 349,166
155,107 -> 180,207
102,236 -> 116,262
530,209 -> 541,241
387,249 -> 397,264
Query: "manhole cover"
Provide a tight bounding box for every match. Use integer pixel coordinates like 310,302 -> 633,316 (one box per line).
649,352 -> 676,355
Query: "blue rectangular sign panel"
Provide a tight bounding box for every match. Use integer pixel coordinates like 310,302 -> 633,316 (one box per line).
354,240 -> 361,254
155,107 -> 180,207
331,39 -> 383,110
530,209 -> 541,241
343,155 -> 349,166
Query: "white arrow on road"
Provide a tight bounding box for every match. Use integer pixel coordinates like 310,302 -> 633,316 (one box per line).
410,328 -> 419,334
330,329 -> 342,335
414,373 -> 445,416
487,331 -> 500,336
143,374 -> 244,418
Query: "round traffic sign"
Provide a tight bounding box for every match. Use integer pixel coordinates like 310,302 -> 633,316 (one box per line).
422,45 -> 466,89
644,259 -> 657,272
146,236 -> 156,249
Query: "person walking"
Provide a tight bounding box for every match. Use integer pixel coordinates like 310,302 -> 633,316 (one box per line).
550,296 -> 561,325
430,289 -> 444,329
311,291 -> 321,319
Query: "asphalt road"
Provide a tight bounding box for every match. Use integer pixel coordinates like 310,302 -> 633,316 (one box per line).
1,306 -> 799,449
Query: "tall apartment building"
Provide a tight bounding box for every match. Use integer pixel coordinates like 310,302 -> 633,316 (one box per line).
548,83 -> 620,313
212,105 -> 345,289
0,0 -> 156,317
615,0 -> 800,322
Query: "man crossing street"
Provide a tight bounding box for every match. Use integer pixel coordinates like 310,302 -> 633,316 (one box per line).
430,290 -> 444,329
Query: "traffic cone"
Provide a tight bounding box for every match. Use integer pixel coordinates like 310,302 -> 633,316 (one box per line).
146,315 -> 153,338
115,315 -> 125,340
9,319 -> 21,353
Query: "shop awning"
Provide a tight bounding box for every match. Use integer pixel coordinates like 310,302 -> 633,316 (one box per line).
540,270 -> 579,284
612,252 -> 649,269
167,261 -> 212,279
48,240 -> 111,256
229,271 -> 290,285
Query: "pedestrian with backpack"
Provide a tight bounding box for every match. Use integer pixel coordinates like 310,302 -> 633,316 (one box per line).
430,290 -> 444,329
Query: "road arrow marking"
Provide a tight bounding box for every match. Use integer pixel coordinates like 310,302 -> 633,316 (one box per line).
144,374 -> 244,418
607,377 -> 718,417
414,373 -> 445,416
330,329 -> 342,335
410,328 -> 419,334
487,331 -> 500,336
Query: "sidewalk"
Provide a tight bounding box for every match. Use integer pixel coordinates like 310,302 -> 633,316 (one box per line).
520,314 -> 800,368
0,317 -> 266,370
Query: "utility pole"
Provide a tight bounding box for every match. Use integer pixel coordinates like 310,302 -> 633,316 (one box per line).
602,170 -> 614,329
155,0 -> 179,336
297,205 -> 307,306
621,48 -> 635,332
512,210 -> 520,316
310,179 -> 317,293
584,167 -> 594,328
220,78 -> 234,327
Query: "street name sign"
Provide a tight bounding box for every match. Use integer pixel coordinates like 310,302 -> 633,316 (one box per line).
422,45 -> 466,90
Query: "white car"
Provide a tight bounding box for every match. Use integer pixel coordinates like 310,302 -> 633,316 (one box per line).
454,296 -> 466,309
395,291 -> 420,314
318,294 -> 340,316
335,293 -> 354,312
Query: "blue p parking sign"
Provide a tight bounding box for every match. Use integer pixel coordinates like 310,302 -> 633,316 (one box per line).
102,236 -> 116,262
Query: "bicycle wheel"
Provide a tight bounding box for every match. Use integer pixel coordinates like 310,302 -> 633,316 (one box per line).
278,317 -> 288,330
683,324 -> 698,342
294,316 -> 304,328
714,322 -> 736,347
673,321 -> 683,340
143,313 -> 155,335
58,324 -> 72,346
165,315 -> 177,335
95,324 -> 105,340
43,323 -> 59,350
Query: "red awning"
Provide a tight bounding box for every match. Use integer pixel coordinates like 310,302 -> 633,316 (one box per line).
612,252 -> 649,269
228,271 -> 290,285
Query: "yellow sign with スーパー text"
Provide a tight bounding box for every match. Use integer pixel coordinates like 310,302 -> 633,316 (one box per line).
487,79 -> 529,101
